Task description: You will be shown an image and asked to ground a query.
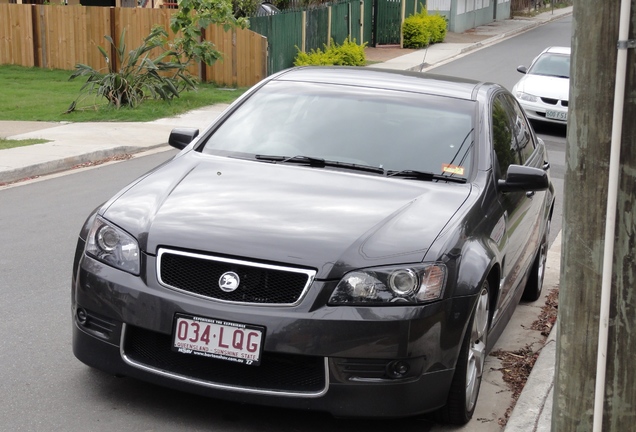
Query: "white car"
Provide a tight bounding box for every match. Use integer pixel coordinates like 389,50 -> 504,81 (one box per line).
512,46 -> 570,124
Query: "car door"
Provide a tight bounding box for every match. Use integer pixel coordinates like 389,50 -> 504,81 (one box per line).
504,93 -> 549,273
490,93 -> 539,313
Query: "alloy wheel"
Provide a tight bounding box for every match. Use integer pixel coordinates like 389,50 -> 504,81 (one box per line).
465,283 -> 489,413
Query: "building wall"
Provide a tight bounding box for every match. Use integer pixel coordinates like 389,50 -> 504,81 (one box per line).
428,0 -> 511,33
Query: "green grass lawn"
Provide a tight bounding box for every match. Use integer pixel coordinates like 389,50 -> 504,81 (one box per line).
0,65 -> 246,123
0,138 -> 49,150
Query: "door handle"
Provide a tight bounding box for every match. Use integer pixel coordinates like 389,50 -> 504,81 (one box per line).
526,191 -> 535,198
542,162 -> 550,171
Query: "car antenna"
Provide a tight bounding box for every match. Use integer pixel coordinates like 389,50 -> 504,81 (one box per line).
419,35 -> 431,72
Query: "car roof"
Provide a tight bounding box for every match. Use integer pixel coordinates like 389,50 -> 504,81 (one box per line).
272,66 -> 491,101
543,46 -> 570,55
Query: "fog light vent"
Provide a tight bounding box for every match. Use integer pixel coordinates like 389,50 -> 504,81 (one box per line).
76,308 -> 88,325
387,360 -> 410,378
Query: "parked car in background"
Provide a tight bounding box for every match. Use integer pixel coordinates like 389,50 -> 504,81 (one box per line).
512,46 -> 570,124
71,67 -> 554,425
255,1 -> 279,15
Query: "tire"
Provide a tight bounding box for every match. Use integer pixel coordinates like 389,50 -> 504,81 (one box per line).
522,219 -> 550,302
435,280 -> 490,425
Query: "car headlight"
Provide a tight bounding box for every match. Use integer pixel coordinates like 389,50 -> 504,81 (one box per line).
85,217 -> 140,275
328,264 -> 446,305
516,91 -> 538,102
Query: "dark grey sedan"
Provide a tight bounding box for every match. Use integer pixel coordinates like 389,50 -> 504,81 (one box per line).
71,67 -> 554,425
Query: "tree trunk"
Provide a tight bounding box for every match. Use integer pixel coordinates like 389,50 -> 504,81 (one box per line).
553,1 -> 636,430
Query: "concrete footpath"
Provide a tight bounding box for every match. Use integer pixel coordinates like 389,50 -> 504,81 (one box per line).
0,6 -> 571,431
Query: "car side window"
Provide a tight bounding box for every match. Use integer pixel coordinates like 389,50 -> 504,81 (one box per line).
491,94 -> 520,177
504,94 -> 535,164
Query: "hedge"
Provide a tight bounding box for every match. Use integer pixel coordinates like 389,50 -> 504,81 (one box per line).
403,11 -> 448,49
294,38 -> 366,67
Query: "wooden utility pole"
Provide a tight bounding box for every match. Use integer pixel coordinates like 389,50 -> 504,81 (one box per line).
553,1 -> 635,430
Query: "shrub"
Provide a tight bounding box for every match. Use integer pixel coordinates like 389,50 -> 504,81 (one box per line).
294,38 -> 366,67
68,27 -> 196,111
428,13 -> 448,43
170,0 -> 247,67
403,15 -> 432,48
403,10 -> 448,48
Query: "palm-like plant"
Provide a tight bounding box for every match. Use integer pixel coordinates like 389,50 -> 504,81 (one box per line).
68,26 -> 196,111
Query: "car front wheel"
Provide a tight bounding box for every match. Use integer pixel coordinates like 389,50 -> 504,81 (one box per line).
435,280 -> 490,424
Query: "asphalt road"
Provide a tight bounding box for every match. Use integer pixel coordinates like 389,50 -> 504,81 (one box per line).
0,16 -> 570,432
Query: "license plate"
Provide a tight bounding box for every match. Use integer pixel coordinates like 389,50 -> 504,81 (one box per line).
172,314 -> 264,366
546,109 -> 567,121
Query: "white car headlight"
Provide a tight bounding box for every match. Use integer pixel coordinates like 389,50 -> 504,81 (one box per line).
86,217 -> 140,275
516,91 -> 538,103
329,264 -> 446,305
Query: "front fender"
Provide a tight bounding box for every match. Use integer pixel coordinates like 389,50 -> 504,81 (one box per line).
453,239 -> 497,299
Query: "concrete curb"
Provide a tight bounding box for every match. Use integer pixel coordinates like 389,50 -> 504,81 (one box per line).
0,144 -> 165,185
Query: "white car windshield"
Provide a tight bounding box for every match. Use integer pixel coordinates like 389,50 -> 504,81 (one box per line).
528,53 -> 570,79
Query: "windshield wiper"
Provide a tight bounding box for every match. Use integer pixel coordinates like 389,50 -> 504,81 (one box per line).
256,154 -> 326,166
255,155 -> 386,175
386,169 -> 467,183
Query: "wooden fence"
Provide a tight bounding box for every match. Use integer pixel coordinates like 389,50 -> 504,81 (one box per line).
0,3 -> 267,86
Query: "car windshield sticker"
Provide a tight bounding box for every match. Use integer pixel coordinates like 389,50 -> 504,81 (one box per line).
442,164 -> 465,176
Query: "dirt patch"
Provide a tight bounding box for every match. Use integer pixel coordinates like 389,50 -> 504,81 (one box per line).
365,45 -> 417,63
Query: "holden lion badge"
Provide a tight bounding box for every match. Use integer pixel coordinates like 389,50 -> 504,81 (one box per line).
219,272 -> 240,292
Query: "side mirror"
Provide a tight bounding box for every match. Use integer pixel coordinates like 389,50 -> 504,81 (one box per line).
516,65 -> 528,74
168,128 -> 200,150
498,165 -> 549,192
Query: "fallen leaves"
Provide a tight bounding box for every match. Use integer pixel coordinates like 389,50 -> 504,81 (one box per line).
71,153 -> 133,169
531,288 -> 559,336
492,287 -> 559,427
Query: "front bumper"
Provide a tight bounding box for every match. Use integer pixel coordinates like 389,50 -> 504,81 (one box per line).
517,99 -> 568,124
71,244 -> 474,418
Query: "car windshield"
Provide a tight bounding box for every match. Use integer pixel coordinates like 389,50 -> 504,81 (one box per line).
201,81 -> 476,179
528,52 -> 570,78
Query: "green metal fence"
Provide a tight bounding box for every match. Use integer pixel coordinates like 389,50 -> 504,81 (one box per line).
250,11 -> 303,76
363,0 -> 373,43
249,0 -> 421,75
373,0 -> 401,45
404,0 -> 424,17
305,7 -> 329,51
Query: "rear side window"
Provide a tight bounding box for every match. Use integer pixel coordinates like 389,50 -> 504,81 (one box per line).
504,94 -> 535,164
492,95 -> 520,177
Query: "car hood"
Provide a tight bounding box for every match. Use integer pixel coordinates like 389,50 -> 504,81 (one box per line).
514,74 -> 569,100
102,153 -> 472,279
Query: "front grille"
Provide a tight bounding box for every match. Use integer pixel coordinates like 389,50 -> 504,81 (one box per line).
123,325 -> 326,393
158,249 -> 315,305
540,97 -> 568,107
